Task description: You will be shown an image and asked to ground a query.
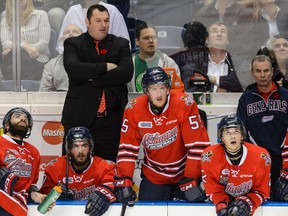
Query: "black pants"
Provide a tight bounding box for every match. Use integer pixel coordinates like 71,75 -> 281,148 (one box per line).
1,48 -> 44,81
138,173 -> 186,201
62,110 -> 122,162
0,206 -> 12,216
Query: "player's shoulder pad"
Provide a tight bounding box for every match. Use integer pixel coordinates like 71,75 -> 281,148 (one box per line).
176,93 -> 196,107
201,144 -> 222,163
46,156 -> 61,167
125,95 -> 147,110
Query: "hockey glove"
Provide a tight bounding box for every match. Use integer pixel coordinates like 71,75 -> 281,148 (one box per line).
84,185 -> 117,216
0,167 -> 19,195
59,184 -> 75,200
114,176 -> 137,207
273,169 -> 288,201
227,196 -> 252,216
216,202 -> 228,216
178,177 -> 207,202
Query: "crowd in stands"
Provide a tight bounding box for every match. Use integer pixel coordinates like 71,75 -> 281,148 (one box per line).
0,0 -> 287,93
0,2 -> 288,216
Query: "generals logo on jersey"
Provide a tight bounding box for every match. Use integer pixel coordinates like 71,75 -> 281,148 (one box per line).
260,152 -> 271,166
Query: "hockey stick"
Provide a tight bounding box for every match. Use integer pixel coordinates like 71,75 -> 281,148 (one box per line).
120,202 -> 127,216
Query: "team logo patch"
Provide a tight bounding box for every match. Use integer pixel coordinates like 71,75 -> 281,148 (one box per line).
225,180 -> 252,197
3,150 -> 17,164
142,126 -> 178,150
260,152 -> 271,166
261,115 -> 274,123
153,116 -> 168,126
219,168 -> 230,185
201,150 -> 213,162
63,176 -> 74,184
47,158 -> 59,167
139,121 -> 153,128
125,99 -> 136,109
230,169 -> 240,178
180,95 -> 194,106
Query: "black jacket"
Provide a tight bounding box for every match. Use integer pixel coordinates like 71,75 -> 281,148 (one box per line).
171,46 -> 244,92
62,32 -> 133,127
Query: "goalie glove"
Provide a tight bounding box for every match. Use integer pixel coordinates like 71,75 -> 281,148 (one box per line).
0,167 -> 19,195
114,176 -> 137,207
273,169 -> 288,201
84,185 -> 117,216
178,177 -> 207,202
227,196 -> 253,216
216,202 -> 228,216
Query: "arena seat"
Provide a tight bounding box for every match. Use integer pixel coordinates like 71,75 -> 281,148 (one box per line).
154,25 -> 185,55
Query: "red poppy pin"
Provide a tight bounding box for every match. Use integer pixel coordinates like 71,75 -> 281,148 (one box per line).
272,92 -> 279,99
100,49 -> 107,55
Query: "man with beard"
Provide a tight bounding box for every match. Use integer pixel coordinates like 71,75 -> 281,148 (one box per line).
39,126 -> 118,216
0,107 -> 51,216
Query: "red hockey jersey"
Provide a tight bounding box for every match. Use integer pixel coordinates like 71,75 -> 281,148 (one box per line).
40,156 -> 116,200
201,142 -> 271,214
0,134 -> 40,216
117,91 -> 210,184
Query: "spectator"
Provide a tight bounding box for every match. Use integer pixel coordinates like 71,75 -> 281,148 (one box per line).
39,126 -> 117,216
237,55 -> 288,196
170,21 -> 210,92
193,0 -> 265,60
115,67 -> 210,202
1,0 -> 51,81
62,4 -> 133,162
201,115 -> 271,216
56,0 -> 130,54
127,22 -> 180,92
0,107 -> 53,215
266,35 -> 288,82
39,24 -> 83,92
239,0 -> 288,37
107,0 -> 129,23
37,0 -> 78,38
176,22 -> 250,92
256,45 -> 288,89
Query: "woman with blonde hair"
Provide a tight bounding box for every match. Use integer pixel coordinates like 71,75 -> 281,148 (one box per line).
1,0 -> 51,81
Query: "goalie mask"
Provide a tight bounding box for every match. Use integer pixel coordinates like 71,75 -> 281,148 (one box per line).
2,107 -> 33,138
189,69 -> 211,92
66,126 -> 94,155
141,66 -> 172,94
218,115 -> 246,142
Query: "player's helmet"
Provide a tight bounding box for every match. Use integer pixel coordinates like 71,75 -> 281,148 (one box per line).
141,66 -> 171,94
2,107 -> 33,138
218,115 -> 246,140
65,126 -> 94,154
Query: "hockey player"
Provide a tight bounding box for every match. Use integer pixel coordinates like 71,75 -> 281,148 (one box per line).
201,115 -> 271,216
0,107 -> 49,216
115,66 -> 210,203
39,126 -> 117,216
